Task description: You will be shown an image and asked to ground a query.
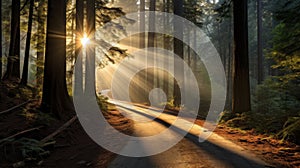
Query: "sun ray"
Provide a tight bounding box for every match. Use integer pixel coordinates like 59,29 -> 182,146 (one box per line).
81,34 -> 90,47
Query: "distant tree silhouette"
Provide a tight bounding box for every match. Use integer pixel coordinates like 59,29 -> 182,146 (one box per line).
85,0 -> 96,96
3,0 -> 20,80
173,0 -> 184,106
21,0 -> 34,85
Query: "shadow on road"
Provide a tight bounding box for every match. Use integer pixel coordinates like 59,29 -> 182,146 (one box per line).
109,102 -> 268,168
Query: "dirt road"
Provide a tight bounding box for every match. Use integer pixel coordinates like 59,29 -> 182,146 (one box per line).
108,101 -> 270,168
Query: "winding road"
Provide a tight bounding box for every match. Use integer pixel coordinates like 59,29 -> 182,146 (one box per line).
107,100 -> 271,168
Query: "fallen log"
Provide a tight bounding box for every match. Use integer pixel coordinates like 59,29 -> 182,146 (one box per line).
39,116 -> 78,144
0,100 -> 33,115
0,127 -> 42,144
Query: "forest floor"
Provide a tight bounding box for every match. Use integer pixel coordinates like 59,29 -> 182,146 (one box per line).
0,81 -> 299,167
0,81 -> 133,168
195,120 -> 300,168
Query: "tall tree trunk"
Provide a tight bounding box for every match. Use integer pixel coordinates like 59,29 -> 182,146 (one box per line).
226,17 -> 233,110
41,0 -> 74,118
163,0 -> 169,100
139,0 -> 145,49
257,0 -> 263,84
232,0 -> 251,113
217,22 -> 225,64
139,0 -> 147,102
173,0 -> 184,106
0,0 -> 2,80
148,0 -> 156,48
85,0 -> 95,96
21,0 -> 34,85
36,0 -> 46,88
145,0 -> 156,104
4,0 -> 20,80
75,0 -> 84,94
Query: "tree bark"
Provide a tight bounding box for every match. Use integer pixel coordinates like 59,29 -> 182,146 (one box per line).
21,0 -> 34,85
257,0 -> 263,84
139,0 -> 145,49
4,0 -> 20,80
41,0 -> 74,118
226,17 -> 233,110
138,0 -> 148,102
232,0 -> 251,113
173,0 -> 184,106
163,0 -> 169,100
75,0 -> 84,94
0,0 -> 2,80
148,0 -> 156,49
36,0 -> 46,88
85,0 -> 96,96
146,0 -> 156,103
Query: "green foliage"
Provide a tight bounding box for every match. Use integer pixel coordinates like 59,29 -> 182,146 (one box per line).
164,97 -> 175,109
221,109 -> 267,131
184,0 -> 215,26
1,57 -> 7,64
161,97 -> 182,110
267,1 -> 300,83
6,84 -> 34,100
20,108 -> 56,126
222,0 -> 300,143
214,0 -> 232,19
277,117 -> 300,143
269,0 -> 300,25
253,78 -> 300,115
253,78 -> 300,133
97,94 -> 109,112
99,47 -> 128,68
0,137 -> 51,163
222,77 -> 300,142
15,138 -> 49,159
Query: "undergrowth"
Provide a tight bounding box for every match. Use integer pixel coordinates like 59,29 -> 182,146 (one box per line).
0,137 -> 52,166
221,77 -> 300,144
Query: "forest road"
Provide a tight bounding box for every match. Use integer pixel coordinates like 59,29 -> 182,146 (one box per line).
107,100 -> 272,168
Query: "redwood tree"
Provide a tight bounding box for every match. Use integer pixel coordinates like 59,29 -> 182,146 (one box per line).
0,0 -> 2,80
257,0 -> 263,84
163,0 -> 171,100
41,0 -> 74,118
74,0 -> 84,94
173,0 -> 184,106
21,0 -> 34,85
139,0 -> 148,102
146,0 -> 156,99
4,0 -> 20,80
36,0 -> 46,88
232,0 -> 251,113
139,0 -> 145,49
85,0 -> 96,96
